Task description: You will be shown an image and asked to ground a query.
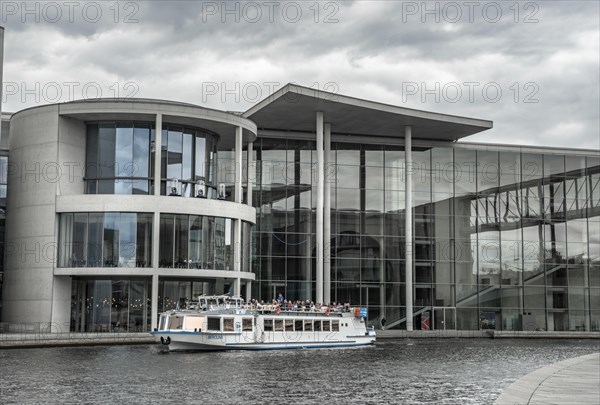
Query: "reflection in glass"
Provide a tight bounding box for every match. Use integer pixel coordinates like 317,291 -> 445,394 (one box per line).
86,123 -> 151,194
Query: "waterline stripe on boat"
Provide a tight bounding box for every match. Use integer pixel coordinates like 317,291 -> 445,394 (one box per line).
225,339 -> 357,346
221,342 -> 374,350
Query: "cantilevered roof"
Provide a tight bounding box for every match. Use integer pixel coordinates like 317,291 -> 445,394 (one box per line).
244,84 -> 493,142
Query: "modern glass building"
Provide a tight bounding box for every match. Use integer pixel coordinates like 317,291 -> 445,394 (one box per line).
0,85 -> 598,333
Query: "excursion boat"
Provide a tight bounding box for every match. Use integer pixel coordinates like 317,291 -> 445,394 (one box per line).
151,295 -> 376,351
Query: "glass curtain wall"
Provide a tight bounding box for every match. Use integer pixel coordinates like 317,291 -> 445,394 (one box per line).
58,212 -> 152,268
85,122 -> 153,194
160,125 -> 218,197
253,137 -> 600,331
159,214 -> 250,270
70,278 -> 151,332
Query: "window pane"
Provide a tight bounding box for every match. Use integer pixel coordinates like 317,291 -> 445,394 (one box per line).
136,213 -> 152,267
195,136 -> 206,180
133,125 -> 150,178
159,214 -> 174,268
183,131 -> 193,181
116,124 -> 133,177
167,128 -> 183,179
98,123 -> 116,178
103,213 -> 119,267
87,213 -> 103,267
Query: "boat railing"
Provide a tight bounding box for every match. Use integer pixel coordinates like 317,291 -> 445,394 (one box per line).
174,296 -> 366,318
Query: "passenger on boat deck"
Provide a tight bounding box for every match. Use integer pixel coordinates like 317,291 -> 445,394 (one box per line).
277,293 -> 284,304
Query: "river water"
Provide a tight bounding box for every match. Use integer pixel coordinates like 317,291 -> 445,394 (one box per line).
1,339 -> 598,404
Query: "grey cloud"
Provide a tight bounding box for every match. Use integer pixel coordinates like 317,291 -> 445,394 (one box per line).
1,0 -> 598,149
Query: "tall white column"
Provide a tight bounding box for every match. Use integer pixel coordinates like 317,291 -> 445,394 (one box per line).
323,123 -> 332,304
245,282 -> 252,301
405,126 -> 414,331
154,114 -> 163,196
234,127 -> 243,275
234,277 -> 241,297
152,114 -> 163,270
247,141 -> 254,207
235,126 -> 243,203
316,112 -> 324,304
151,274 -> 159,330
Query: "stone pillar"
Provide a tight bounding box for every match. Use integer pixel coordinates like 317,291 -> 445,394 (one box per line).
324,123 -> 332,304
405,126 -> 413,331
151,274 -> 159,330
246,281 -> 252,301
316,112 -> 324,304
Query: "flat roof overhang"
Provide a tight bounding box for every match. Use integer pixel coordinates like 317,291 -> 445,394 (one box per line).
244,84 -> 493,141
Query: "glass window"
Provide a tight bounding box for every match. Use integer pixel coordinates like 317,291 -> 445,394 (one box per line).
159,214 -> 175,268
167,127 -> 183,179
136,213 -> 152,267
133,125 -> 150,178
183,131 -> 193,182
499,152 -> 520,187
58,212 -> 152,268
521,153 -> 543,182
86,123 -> 152,194
195,136 -> 206,180
103,213 -> 119,267
116,125 -> 133,177
544,154 -> 565,179
87,213 -> 103,267
175,215 -> 189,268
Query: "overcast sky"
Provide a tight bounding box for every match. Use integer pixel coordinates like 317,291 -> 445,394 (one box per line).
1,0 -> 599,149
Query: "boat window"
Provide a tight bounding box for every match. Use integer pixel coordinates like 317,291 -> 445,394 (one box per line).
274,319 -> 284,331
184,316 -> 204,331
294,319 -> 303,331
242,318 -> 253,331
332,320 -> 340,331
304,320 -> 313,331
223,318 -> 234,332
167,316 -> 184,330
264,319 -> 273,331
314,320 -> 322,331
159,315 -> 167,330
284,319 -> 293,331
323,320 -> 331,332
207,317 -> 221,331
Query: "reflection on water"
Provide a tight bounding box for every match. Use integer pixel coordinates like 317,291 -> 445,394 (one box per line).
1,339 -> 598,404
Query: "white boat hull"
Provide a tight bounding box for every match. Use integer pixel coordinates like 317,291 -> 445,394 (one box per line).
152,330 -> 376,351
152,296 -> 376,351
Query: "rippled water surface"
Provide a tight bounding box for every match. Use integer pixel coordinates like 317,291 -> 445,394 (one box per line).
1,339 -> 598,404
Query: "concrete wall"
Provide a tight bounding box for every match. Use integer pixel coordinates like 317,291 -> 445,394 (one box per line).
3,105 -> 60,329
